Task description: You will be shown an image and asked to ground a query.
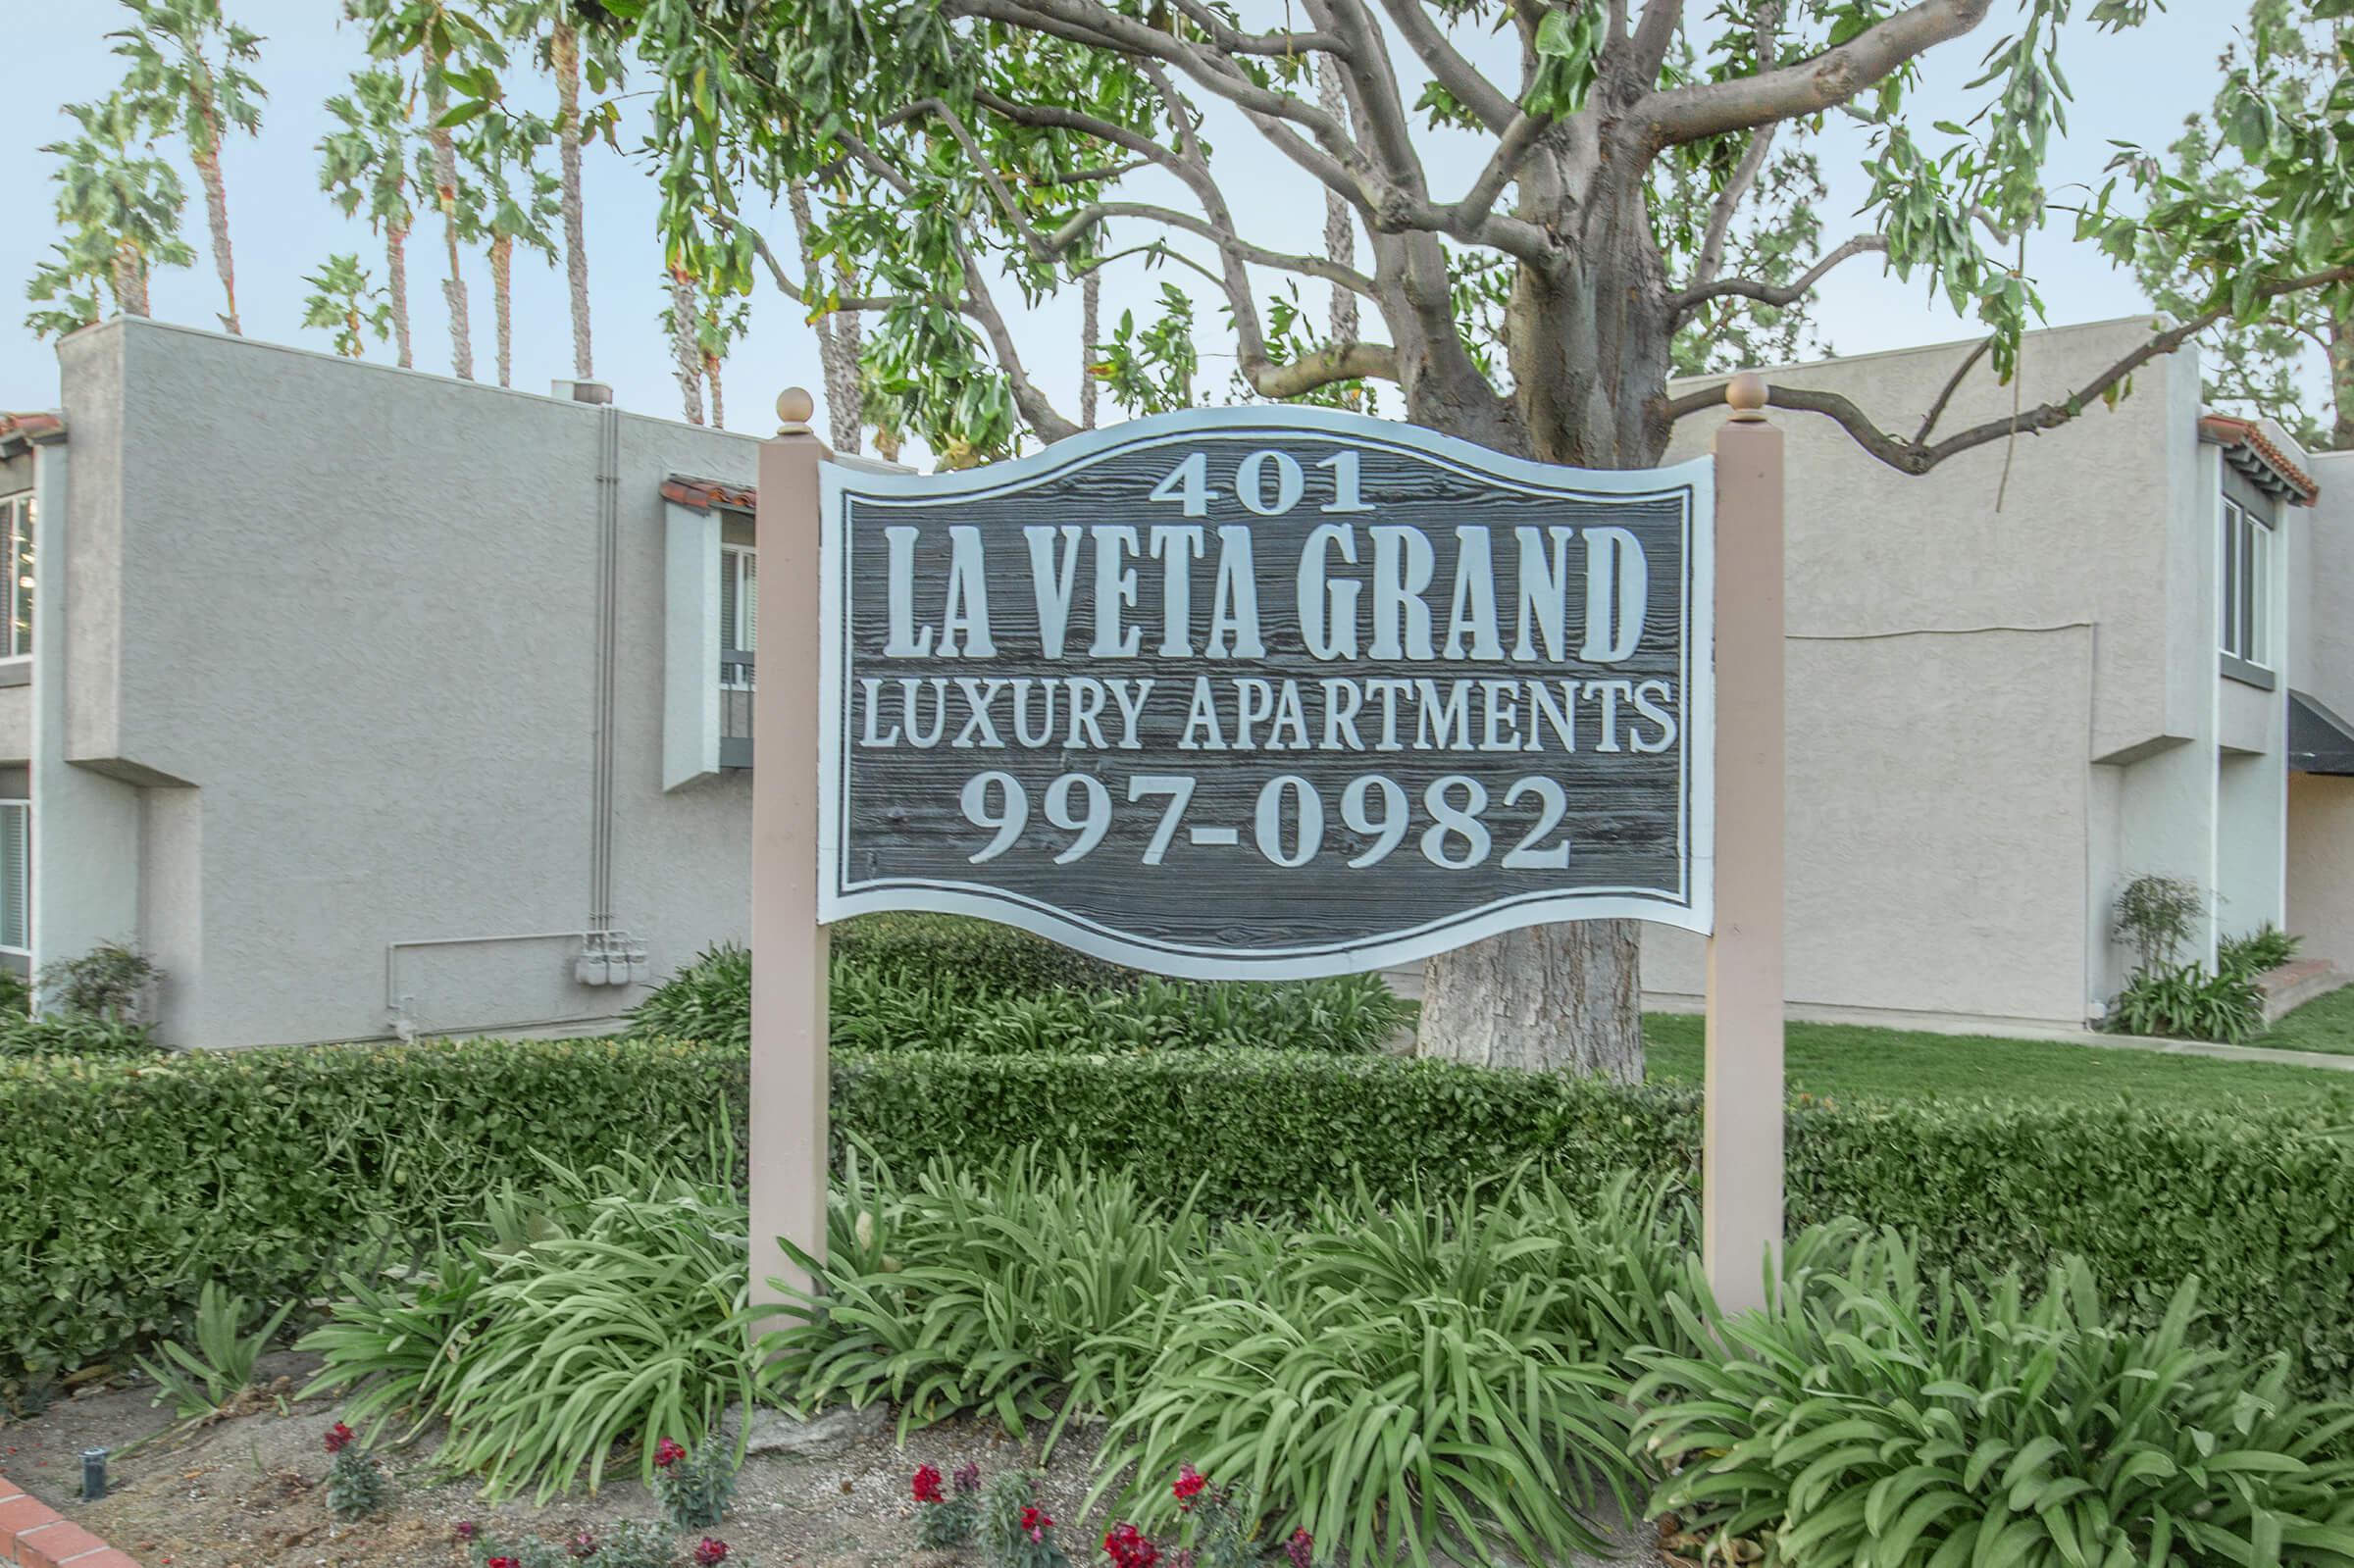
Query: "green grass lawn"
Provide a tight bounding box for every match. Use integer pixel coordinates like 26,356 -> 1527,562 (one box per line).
2253,985 -> 2354,1057
1641,1011 -> 2354,1115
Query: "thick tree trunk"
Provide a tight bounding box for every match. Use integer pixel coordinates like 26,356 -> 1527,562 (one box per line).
113,246 -> 148,317
427,54 -> 473,380
1315,56 -> 1357,347
788,178 -> 864,452
552,21 -> 592,379
1081,271 -> 1100,430
670,271 -> 704,425
386,223 -> 413,370
491,235 -> 513,387
193,138 -> 239,335
705,350 -> 725,430
1411,149 -> 1678,1082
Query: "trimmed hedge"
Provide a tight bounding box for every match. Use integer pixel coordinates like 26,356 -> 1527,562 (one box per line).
5,1038 -> 2353,1396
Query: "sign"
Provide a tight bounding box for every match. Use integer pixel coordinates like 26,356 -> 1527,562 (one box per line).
816,406 -> 1714,977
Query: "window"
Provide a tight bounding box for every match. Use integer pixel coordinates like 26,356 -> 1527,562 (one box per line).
0,493 -> 30,660
2221,488 -> 2275,670
719,544 -> 756,688
0,800 -> 29,957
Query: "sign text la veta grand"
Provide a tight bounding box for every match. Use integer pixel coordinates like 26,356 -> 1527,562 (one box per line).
817,407 -> 1714,976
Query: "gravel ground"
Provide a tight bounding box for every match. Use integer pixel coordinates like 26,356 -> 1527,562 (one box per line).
1,1356 -> 1659,1568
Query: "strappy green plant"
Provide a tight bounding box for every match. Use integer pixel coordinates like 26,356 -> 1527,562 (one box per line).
1632,1235 -> 2354,1568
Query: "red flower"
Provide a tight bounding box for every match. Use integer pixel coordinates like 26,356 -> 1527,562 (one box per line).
1021,1504 -> 1053,1543
323,1422 -> 355,1455
1105,1521 -> 1159,1568
1172,1464 -> 1207,1503
487,1558 -> 520,1568
692,1539 -> 731,1566
653,1437 -> 689,1470
454,1522 -> 479,1543
1287,1528 -> 1315,1568
912,1463 -> 946,1504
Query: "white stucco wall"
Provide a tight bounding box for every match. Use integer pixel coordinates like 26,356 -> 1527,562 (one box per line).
55,319 -> 764,1046
1650,320 -> 2202,1026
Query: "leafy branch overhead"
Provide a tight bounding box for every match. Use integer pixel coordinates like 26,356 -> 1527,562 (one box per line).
607,0 -> 2350,476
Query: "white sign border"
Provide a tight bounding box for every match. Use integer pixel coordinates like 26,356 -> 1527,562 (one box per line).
815,404 -> 1714,980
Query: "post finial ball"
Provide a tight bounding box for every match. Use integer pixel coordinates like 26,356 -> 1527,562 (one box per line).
1725,372 -> 1768,421
776,386 -> 816,429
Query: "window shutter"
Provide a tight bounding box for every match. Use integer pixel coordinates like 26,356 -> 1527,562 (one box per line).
1,803 -> 28,953
720,551 -> 740,655
742,552 -> 757,653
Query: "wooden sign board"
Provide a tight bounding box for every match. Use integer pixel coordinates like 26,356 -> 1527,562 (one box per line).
815,407 -> 1714,978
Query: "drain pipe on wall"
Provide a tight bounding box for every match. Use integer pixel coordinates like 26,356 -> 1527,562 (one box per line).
575,404 -> 650,992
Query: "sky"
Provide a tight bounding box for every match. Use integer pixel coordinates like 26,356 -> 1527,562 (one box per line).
0,1 -> 2267,447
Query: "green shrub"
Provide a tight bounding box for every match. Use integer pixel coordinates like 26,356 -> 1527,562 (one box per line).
2220,922 -> 2303,977
37,940 -> 161,1022
302,1147 -> 757,1500
638,938 -> 1406,1056
0,1013 -> 163,1058
1634,1237 -> 2354,1568
2105,961 -> 2264,1043
832,913 -> 1138,994
8,1037 -> 2354,1398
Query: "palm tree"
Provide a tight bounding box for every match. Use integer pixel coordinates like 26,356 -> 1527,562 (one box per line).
461,110 -> 560,387
300,253 -> 392,357
29,96 -> 194,329
505,0 -> 620,381
353,0 -> 506,379
25,236 -> 115,341
109,0 -> 264,336
695,294 -> 750,430
319,68 -> 417,368
786,177 -> 863,452
665,264 -> 704,425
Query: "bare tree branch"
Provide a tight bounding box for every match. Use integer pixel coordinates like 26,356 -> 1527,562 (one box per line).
1371,0 -> 1516,132
1629,0 -> 1685,80
1640,0 -> 1991,150
1688,126 -> 1776,296
1243,340 -> 1401,398
1663,266 -> 2354,475
1914,333 -> 1992,445
1670,233 -> 1888,313
1166,0 -> 1347,58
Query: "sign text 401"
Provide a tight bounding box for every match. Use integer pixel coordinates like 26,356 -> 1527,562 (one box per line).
960,770 -> 1579,872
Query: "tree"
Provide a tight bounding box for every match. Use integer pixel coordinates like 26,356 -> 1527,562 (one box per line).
666,265 -> 705,424
630,0 -> 2354,1076
301,252 -> 395,357
2126,0 -> 2353,451
697,293 -> 753,430
461,109 -> 562,386
356,0 -> 508,379
503,0 -> 624,381
109,0 -> 265,336
787,177 -> 867,451
26,96 -> 194,334
319,68 -> 419,368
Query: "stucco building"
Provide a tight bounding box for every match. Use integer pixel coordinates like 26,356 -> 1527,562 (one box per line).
0,314 -> 2341,1046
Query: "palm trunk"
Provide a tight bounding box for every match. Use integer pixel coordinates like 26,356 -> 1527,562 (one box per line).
426,51 -> 474,380
1081,271 -> 1100,430
113,245 -> 147,317
386,221 -> 413,369
670,272 -> 704,425
192,137 -> 240,335
788,178 -> 863,452
551,20 -> 592,379
704,350 -> 725,430
491,234 -> 513,388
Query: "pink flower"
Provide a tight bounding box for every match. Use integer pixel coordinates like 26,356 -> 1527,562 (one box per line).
654,1437 -> 689,1470
952,1460 -> 982,1496
912,1463 -> 946,1504
454,1522 -> 479,1543
323,1421 -> 355,1455
692,1540 -> 731,1567
568,1530 -> 599,1559
1288,1528 -> 1315,1568
1172,1464 -> 1206,1504
1022,1504 -> 1054,1543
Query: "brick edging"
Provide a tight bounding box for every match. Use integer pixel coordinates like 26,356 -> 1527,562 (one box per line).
0,1475 -> 141,1567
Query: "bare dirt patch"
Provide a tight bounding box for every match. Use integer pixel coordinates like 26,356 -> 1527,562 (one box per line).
3,1356 -> 1655,1568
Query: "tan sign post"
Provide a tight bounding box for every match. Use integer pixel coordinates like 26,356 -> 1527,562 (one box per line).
750,383 -> 1784,1317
